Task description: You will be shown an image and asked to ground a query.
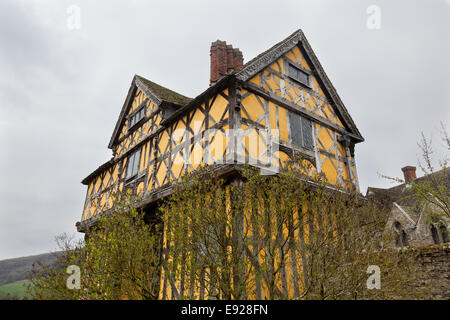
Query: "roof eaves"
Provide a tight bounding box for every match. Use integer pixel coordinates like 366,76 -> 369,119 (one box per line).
108,77 -> 138,149
81,159 -> 114,185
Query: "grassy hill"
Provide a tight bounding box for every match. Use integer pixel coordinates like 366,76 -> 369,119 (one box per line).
0,252 -> 62,286
0,280 -> 33,299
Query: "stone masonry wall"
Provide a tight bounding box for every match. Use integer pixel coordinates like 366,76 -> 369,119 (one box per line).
414,244 -> 450,299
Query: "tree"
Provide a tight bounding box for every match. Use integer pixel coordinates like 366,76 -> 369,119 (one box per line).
160,161 -> 429,300
30,160 -> 430,300
383,123 -> 449,226
411,124 -> 449,223
29,194 -> 161,300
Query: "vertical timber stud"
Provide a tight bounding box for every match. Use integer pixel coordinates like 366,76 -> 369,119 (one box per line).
349,143 -> 359,191
235,82 -> 243,165
219,189 -> 231,299
151,136 -> 158,190
228,78 -> 242,164
251,194 -> 263,299
230,176 -> 245,299
337,135 -> 355,189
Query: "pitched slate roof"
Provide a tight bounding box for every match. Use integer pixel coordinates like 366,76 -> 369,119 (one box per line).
367,168 -> 450,208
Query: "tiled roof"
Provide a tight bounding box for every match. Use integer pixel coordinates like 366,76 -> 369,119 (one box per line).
135,75 -> 192,106
367,168 -> 450,208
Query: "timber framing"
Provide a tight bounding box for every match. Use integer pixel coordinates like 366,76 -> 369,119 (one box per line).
82,76 -> 234,186
79,29 -> 365,234
235,29 -> 363,143
241,81 -> 361,142
108,75 -> 192,149
77,164 -> 244,232
78,158 -> 362,233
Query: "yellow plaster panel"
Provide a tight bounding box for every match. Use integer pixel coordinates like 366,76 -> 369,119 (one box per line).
112,164 -> 118,182
278,107 -> 289,142
321,157 -> 338,184
171,123 -> 184,147
137,181 -> 144,194
190,108 -> 205,134
242,128 -> 267,160
241,93 -> 265,125
268,102 -> 278,131
317,127 -> 334,151
209,93 -> 228,123
159,131 -> 170,155
268,58 -> 284,74
250,74 -> 261,86
156,161 -> 167,187
121,158 -> 128,179
273,150 -> 291,168
208,129 -> 227,163
190,142 -> 203,170
171,151 -> 184,180
87,182 -> 94,196
94,177 -> 101,194
263,73 -> 280,95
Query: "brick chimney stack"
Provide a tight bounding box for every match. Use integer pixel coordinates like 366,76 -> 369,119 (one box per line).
401,166 -> 417,183
210,40 -> 243,85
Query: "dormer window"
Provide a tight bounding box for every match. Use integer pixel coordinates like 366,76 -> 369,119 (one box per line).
287,63 -> 309,86
126,148 -> 141,180
129,107 -> 146,129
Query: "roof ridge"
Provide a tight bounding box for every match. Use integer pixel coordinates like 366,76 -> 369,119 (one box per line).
387,167 -> 449,191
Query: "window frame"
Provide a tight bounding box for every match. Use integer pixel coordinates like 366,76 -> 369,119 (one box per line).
288,111 -> 314,151
125,148 -> 142,181
128,106 -> 146,130
286,62 -> 311,87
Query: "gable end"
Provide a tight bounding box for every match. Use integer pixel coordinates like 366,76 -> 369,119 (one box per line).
236,30 -> 363,143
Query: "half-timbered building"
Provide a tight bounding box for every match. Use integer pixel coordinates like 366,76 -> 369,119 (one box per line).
77,29 -> 365,298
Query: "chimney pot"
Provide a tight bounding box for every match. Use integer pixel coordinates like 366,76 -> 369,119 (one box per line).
401,166 -> 417,183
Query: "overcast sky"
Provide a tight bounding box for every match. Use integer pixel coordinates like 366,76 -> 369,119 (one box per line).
0,0 -> 449,260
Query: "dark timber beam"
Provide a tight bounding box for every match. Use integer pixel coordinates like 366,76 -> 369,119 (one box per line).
241,81 -> 362,143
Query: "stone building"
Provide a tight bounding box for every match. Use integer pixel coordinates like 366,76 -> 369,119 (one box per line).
367,166 -> 449,299
367,166 -> 449,247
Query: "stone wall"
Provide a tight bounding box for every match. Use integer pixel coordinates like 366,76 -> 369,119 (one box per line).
414,244 -> 450,299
